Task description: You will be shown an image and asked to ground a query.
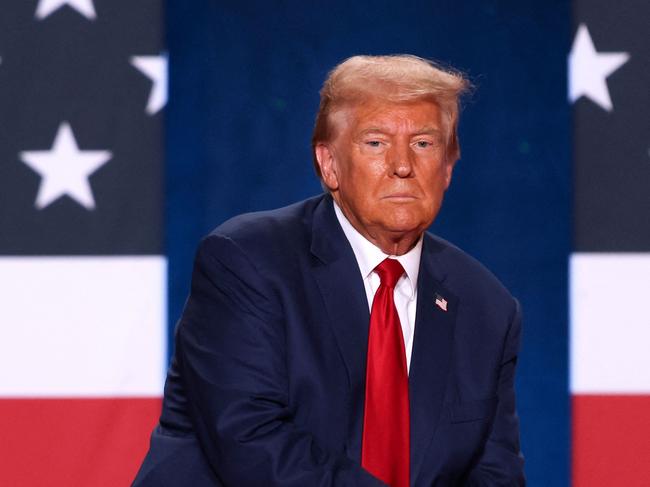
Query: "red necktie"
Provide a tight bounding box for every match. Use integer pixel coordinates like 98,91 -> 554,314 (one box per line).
362,258 -> 410,487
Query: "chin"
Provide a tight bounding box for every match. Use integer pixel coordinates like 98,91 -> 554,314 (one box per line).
381,208 -> 431,232
381,217 -> 427,235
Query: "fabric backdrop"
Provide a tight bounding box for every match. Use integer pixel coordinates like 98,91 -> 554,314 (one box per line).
10,1 -> 649,486
165,2 -> 570,486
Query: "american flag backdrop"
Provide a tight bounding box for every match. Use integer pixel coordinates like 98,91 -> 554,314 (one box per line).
0,1 -> 166,485
0,0 -> 648,485
569,0 -> 650,485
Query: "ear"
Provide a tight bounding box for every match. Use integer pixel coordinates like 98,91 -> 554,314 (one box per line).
315,143 -> 340,191
443,159 -> 456,189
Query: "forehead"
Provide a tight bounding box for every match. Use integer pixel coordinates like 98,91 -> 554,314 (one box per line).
335,99 -> 443,134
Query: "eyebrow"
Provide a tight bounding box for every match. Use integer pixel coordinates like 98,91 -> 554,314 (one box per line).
412,126 -> 443,136
358,127 -> 389,135
357,126 -> 443,137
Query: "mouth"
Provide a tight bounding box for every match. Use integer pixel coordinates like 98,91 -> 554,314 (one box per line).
382,194 -> 418,202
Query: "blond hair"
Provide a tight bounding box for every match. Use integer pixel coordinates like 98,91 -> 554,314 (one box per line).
311,54 -> 470,178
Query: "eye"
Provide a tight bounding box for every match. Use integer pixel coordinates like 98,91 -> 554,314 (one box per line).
366,140 -> 382,147
416,141 -> 431,148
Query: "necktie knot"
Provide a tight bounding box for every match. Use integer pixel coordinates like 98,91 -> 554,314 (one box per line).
375,258 -> 404,289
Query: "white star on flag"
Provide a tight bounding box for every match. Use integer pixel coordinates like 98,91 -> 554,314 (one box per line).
19,122 -> 112,210
131,54 -> 168,115
35,0 -> 97,20
568,24 -> 629,111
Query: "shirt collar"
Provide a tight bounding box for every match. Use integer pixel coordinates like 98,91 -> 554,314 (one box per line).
333,201 -> 422,298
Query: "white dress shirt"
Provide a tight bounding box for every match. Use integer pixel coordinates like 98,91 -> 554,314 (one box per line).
333,202 -> 422,374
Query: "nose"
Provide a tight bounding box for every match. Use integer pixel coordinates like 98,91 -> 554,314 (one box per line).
388,141 -> 415,178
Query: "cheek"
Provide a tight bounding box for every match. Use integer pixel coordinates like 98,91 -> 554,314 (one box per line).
367,156 -> 388,173
418,181 -> 448,220
427,164 -> 453,194
343,156 -> 386,193
349,156 -> 385,182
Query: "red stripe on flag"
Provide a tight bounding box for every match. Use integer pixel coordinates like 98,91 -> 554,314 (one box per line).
0,398 -> 161,487
573,394 -> 650,487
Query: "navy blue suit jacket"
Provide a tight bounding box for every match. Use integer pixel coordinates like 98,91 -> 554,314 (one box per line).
133,194 -> 524,486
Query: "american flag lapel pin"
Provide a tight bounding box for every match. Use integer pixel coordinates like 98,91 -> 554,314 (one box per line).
434,293 -> 448,312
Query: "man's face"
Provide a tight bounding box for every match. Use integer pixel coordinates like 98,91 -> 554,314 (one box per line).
317,99 -> 454,251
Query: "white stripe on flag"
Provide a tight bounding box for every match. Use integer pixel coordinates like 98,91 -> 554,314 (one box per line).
0,256 -> 166,396
570,253 -> 650,393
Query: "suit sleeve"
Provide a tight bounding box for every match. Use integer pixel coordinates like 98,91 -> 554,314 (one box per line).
176,234 -> 385,487
466,298 -> 526,486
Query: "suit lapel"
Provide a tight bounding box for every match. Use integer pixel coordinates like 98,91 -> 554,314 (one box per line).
409,235 -> 457,483
310,195 -> 370,460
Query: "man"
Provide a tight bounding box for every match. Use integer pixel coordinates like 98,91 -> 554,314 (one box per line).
134,54 -> 525,486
